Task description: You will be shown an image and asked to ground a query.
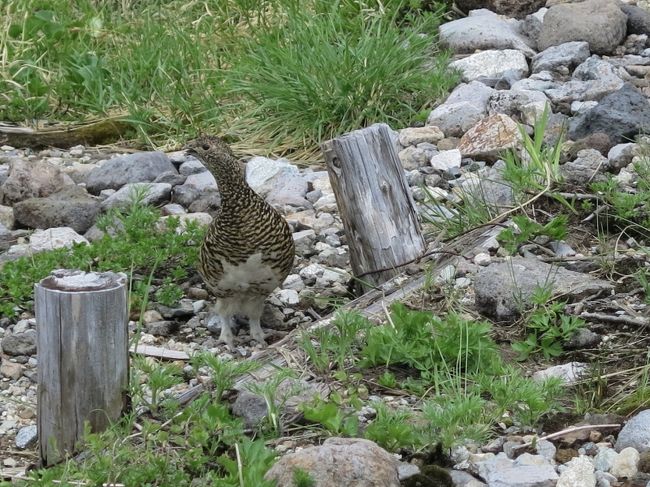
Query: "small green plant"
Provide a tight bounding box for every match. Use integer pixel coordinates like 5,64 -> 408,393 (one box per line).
512,286 -> 586,360
130,356 -> 184,415
364,402 -> 421,451
636,268 -> 650,305
245,369 -> 299,436
299,310 -> 370,372
192,352 -> 261,403
497,214 -> 569,255
301,397 -> 360,437
293,468 -> 317,487
155,278 -> 184,307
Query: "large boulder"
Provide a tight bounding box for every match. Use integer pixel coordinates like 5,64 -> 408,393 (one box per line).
85,152 -> 176,194
455,0 -> 546,18
440,9 -> 536,56
568,84 -> 650,144
475,257 -> 614,320
13,186 -> 102,233
264,437 -> 401,487
537,0 -> 627,55
0,159 -> 74,205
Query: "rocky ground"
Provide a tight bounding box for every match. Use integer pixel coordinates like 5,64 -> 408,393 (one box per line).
2,0 -> 650,485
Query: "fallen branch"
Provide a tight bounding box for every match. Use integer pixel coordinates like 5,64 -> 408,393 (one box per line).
580,312 -> 649,327
513,423 -> 621,451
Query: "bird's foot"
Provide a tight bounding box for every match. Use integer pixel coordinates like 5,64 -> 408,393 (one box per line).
250,328 -> 267,347
219,325 -> 236,350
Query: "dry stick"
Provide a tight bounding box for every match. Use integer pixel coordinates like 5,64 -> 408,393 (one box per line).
513,424 -> 621,451
580,312 -> 649,327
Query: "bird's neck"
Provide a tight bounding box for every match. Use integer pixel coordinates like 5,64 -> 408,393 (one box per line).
203,154 -> 250,199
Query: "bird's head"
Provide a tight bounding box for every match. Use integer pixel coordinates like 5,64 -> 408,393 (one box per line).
183,135 -> 246,189
183,135 -> 235,160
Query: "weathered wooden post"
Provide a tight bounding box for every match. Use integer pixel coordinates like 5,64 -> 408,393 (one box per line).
321,123 -> 426,289
35,269 -> 128,466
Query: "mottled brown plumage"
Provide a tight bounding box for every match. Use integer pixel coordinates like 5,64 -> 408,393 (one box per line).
184,136 -> 295,347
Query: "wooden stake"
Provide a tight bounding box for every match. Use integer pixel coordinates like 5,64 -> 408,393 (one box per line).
321,123 -> 425,289
35,270 -> 128,466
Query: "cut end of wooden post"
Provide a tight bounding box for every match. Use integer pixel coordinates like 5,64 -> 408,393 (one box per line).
37,269 -> 127,292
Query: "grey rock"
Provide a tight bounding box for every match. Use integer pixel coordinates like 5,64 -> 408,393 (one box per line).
569,84 -> 650,144
447,80 -> 496,108
293,229 -> 317,257
101,182 -> 172,210
172,184 -> 200,208
427,102 -> 486,138
537,0 -> 627,55
608,143 -> 638,170
487,89 -> 550,124
266,174 -> 311,208
440,9 -> 536,57
86,152 -> 176,194
178,157 -> 207,176
549,240 -> 576,257
533,362 -> 588,384
571,101 -> 599,114
231,390 -> 268,428
145,321 -> 179,337
183,170 -> 217,191
457,173 -> 514,210
449,469 -> 486,486
556,456 -> 596,487
561,149 -> 609,186
511,71 -> 560,92
0,158 -> 75,205
246,157 -> 299,196
430,150 -> 462,173
620,4 -> 650,36
475,256 -> 614,320
565,328 -> 601,350
15,425 -> 37,449
616,410 -> 650,453
523,8 -> 547,45
398,146 -> 432,170
13,186 -> 101,233
536,440 -> 557,463
594,447 -> 618,471
153,171 -> 186,186
455,0 -> 546,18
0,360 -> 23,380
1,331 -> 37,356
477,453 -> 558,487
532,41 -> 591,74
610,447 -> 640,478
398,126 -> 444,146
450,50 -> 529,83
265,437 -> 400,487
545,57 -> 625,105
0,204 -> 14,230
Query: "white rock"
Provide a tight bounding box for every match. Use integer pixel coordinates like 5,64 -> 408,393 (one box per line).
246,157 -> 299,195
450,50 -> 529,83
430,149 -> 462,172
610,447 -> 639,478
277,289 -> 300,306
283,274 -> 305,292
474,252 -> 491,266
533,362 -> 588,384
28,227 -> 89,252
101,182 -> 171,210
557,456 -> 596,487
0,205 -> 15,229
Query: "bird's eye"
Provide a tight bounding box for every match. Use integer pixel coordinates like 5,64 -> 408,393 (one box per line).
201,144 -> 210,150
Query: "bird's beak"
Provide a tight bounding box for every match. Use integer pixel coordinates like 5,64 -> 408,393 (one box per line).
183,144 -> 196,155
